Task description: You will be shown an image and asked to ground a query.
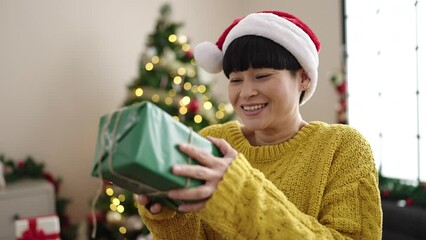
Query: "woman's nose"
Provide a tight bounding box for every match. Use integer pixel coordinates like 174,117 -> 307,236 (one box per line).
239,80 -> 258,98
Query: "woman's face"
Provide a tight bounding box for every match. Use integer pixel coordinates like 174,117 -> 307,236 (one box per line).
228,68 -> 306,132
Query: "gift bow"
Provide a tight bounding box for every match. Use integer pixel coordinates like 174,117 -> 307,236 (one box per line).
18,219 -> 60,240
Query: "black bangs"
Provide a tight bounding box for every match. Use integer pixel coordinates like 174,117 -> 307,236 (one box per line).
223,35 -> 302,78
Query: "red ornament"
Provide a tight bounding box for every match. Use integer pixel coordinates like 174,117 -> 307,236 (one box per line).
337,81 -> 347,94
185,50 -> 194,58
18,160 -> 26,169
382,189 -> 390,197
406,197 -> 414,206
188,99 -> 201,114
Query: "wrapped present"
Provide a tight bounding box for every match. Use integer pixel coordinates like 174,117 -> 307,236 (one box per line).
15,215 -> 61,240
92,101 -> 221,210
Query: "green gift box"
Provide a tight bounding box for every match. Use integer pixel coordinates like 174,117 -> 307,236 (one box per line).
92,101 -> 221,210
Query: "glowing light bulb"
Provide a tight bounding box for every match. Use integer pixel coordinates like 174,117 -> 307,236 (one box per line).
183,82 -> 192,90
203,101 -> 212,110
151,56 -> 160,64
178,35 -> 187,44
152,94 -> 160,102
216,111 -> 225,119
135,88 -> 143,97
177,67 -> 186,76
118,194 -> 125,202
165,97 -> 173,105
105,187 -> 114,196
168,34 -> 177,42
145,63 -> 154,71
198,85 -> 206,93
182,43 -> 190,52
180,96 -> 190,106
116,205 -> 125,213
179,106 -> 188,115
112,198 -> 120,206
119,226 -> 127,234
173,76 -> 182,85
168,89 -> 176,97
194,115 -> 202,123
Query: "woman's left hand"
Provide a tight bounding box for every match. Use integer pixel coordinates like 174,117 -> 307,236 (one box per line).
168,136 -> 238,212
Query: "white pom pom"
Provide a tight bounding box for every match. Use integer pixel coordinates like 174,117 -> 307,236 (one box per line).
194,41 -> 223,74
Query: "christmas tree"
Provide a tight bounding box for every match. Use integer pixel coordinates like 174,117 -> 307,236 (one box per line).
89,3 -> 234,239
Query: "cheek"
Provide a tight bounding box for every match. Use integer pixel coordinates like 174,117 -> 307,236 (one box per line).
228,87 -> 238,104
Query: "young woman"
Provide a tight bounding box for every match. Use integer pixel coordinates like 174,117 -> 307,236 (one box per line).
138,10 -> 382,239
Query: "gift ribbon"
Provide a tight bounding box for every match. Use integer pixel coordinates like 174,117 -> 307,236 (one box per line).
18,218 -> 60,240
91,107 -> 194,238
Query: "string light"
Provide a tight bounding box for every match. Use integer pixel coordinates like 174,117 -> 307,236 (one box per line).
198,85 -> 206,93
218,103 -> 226,111
168,34 -> 177,43
116,205 -> 125,213
191,59 -> 196,65
165,96 -> 173,105
168,89 -> 177,97
135,88 -> 143,97
179,106 -> 188,115
118,194 -> 126,202
182,43 -> 190,52
119,226 -> 127,234
177,67 -> 186,76
183,82 -> 192,91
172,116 -> 180,121
112,198 -> 120,206
194,115 -> 202,123
178,35 -> 187,44
152,94 -> 160,102
203,101 -> 212,110
180,96 -> 190,106
151,56 -> 160,64
110,204 -> 117,211
187,69 -> 196,78
216,111 -> 225,119
145,63 -> 154,71
173,76 -> 182,85
105,187 -> 114,196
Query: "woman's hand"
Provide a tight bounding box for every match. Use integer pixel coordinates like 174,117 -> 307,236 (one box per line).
137,194 -> 163,214
168,136 -> 238,212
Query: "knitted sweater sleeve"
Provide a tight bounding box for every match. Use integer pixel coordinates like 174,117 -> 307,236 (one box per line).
197,125 -> 382,239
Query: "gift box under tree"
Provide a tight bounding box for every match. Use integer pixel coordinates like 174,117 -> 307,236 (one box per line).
92,101 -> 220,210
15,215 -> 61,240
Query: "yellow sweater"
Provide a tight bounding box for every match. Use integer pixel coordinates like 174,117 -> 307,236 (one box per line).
139,121 -> 382,239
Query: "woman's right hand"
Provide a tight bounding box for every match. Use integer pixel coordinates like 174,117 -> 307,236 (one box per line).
137,194 -> 163,214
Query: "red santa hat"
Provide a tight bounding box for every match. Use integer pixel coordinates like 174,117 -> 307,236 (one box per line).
194,11 -> 320,105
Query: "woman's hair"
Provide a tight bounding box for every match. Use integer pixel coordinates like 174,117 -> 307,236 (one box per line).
223,35 -> 305,103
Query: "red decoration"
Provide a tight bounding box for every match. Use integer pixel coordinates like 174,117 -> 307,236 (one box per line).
382,189 -> 390,197
185,50 -> 194,58
188,99 -> 201,114
406,197 -> 414,206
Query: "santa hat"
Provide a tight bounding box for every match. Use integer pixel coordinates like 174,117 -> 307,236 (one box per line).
194,11 -> 320,105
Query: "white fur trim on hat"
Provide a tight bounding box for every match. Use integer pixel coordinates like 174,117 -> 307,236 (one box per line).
194,42 -> 223,74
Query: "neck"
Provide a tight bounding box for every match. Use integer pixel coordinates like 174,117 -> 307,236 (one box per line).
246,116 -> 307,146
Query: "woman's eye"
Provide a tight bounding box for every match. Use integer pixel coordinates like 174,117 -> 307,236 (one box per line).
230,79 -> 242,84
256,74 -> 270,79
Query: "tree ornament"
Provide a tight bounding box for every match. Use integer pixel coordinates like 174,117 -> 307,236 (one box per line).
188,99 -> 201,114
